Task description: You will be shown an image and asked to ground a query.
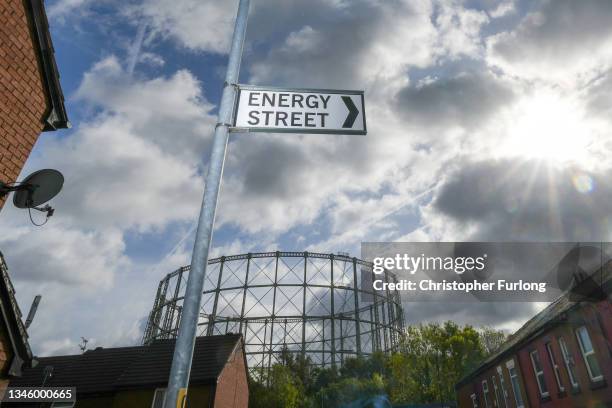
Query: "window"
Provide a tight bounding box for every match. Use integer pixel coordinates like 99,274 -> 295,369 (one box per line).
575,326 -> 604,381
558,337 -> 579,388
152,388 -> 166,408
482,380 -> 491,408
530,350 -> 549,398
545,342 -> 565,392
492,376 -> 503,407
506,359 -> 525,408
496,366 -> 508,408
471,393 -> 479,408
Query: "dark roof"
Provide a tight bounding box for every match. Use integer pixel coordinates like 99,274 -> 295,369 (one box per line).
456,261 -> 612,389
25,0 -> 70,130
116,334 -> 242,389
0,252 -> 33,376
9,334 -> 243,394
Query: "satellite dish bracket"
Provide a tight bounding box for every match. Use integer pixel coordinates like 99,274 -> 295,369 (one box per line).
1,169 -> 63,226
0,182 -> 35,199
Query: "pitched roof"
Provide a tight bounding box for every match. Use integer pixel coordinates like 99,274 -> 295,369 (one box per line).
0,251 -> 33,376
456,261 -> 611,388
116,334 -> 242,389
9,334 -> 243,394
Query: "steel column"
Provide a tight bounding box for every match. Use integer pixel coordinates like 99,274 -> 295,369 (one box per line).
352,258 -> 362,356
239,254 -> 252,333
209,256 -> 225,336
267,253 -> 279,375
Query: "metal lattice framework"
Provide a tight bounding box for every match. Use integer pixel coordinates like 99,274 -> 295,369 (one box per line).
143,251 -> 405,376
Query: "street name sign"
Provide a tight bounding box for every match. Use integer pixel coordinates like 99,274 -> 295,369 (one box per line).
232,85 -> 366,135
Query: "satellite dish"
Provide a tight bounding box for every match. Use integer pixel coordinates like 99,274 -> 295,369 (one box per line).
13,169 -> 64,209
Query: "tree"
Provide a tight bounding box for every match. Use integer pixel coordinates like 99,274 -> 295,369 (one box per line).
387,321 -> 487,405
479,326 -> 508,355
317,372 -> 386,407
249,322 -> 506,407
250,364 -> 303,408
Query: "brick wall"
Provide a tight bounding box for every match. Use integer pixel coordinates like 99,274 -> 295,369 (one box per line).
515,305 -> 612,408
0,0 -> 49,210
456,357 -> 530,408
0,319 -> 14,400
457,301 -> 612,408
214,346 -> 249,408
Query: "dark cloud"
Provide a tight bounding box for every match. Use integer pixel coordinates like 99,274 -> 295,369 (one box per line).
403,301 -> 538,331
240,140 -> 312,199
395,73 -> 514,128
487,0 -> 612,75
587,68 -> 612,119
246,0 -> 434,88
434,159 -> 612,240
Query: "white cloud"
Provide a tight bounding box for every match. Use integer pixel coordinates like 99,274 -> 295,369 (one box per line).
488,0 -> 516,19
47,0 -> 94,20
0,222 -> 125,288
485,0 -> 612,83
0,55 -> 221,352
131,0 -> 236,53
434,1 -> 489,59
38,338 -> 77,356
31,56 -> 218,232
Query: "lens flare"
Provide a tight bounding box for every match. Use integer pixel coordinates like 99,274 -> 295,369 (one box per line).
572,173 -> 594,194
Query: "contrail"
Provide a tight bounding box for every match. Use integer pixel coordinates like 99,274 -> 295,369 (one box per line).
127,21 -> 148,76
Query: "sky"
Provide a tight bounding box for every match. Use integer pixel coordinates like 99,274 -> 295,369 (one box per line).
1,0 -> 612,356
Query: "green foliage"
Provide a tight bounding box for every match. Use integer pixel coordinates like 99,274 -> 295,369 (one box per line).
388,321 -> 489,404
318,373 -> 386,407
248,322 -> 506,407
249,364 -> 302,408
479,326 -> 508,355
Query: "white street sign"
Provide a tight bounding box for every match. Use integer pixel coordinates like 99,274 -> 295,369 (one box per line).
232,85 -> 366,135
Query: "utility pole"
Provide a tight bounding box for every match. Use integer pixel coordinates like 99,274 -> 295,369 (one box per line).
163,0 -> 250,406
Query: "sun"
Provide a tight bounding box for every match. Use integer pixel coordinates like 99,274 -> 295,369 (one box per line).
500,91 -> 594,163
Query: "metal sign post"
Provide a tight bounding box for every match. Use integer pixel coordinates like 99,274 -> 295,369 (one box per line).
163,1 -> 368,406
162,0 -> 250,407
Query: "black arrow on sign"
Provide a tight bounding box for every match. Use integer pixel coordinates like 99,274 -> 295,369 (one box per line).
341,96 -> 359,128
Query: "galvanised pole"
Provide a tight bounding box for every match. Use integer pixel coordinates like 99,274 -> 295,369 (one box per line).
302,253 -> 308,360
163,0 -> 250,406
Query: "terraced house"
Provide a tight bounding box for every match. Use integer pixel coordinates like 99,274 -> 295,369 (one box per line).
456,263 -> 612,408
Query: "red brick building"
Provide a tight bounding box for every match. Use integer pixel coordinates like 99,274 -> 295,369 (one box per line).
6,334 -> 249,407
456,264 -> 612,408
0,252 -> 32,399
0,0 -> 69,210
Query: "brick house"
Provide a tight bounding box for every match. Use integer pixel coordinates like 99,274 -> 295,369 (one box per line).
0,0 -> 69,209
0,0 -> 67,398
456,263 -> 612,408
0,252 -> 33,398
6,334 -> 249,408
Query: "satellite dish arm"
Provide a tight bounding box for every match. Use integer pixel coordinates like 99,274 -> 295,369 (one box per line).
0,181 -> 37,204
